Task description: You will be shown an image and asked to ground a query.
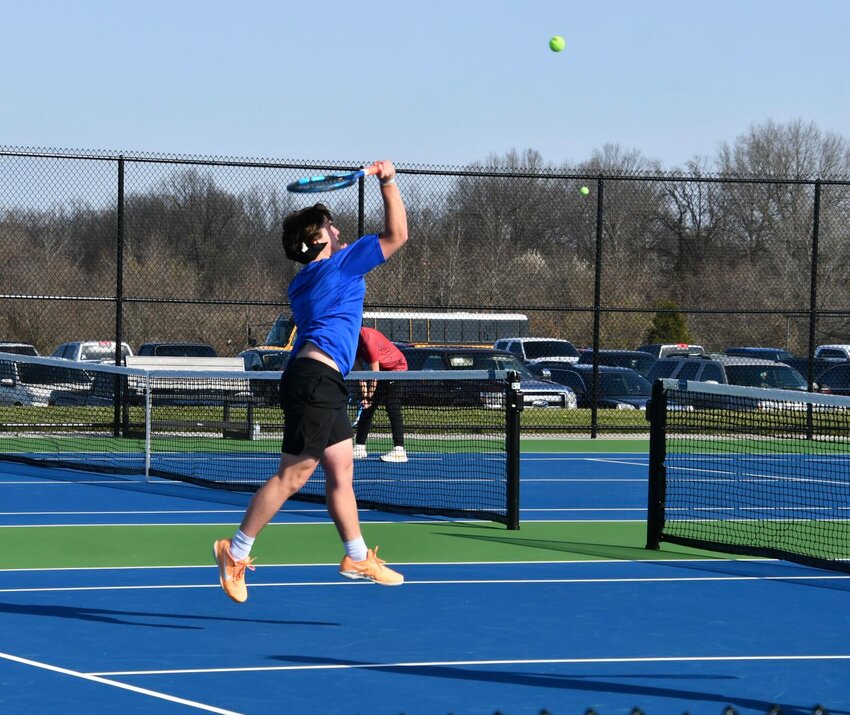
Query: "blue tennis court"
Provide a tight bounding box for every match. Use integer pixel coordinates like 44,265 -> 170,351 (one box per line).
1,449 -> 849,713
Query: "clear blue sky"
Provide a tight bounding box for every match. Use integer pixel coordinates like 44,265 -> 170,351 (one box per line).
3,0 -> 849,169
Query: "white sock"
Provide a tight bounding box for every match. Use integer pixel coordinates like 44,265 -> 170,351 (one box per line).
344,536 -> 368,562
230,529 -> 255,561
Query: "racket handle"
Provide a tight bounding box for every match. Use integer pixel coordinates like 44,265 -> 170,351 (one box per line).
362,161 -> 383,177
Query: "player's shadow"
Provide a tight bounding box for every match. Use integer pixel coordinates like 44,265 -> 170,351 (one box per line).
0,601 -> 339,630
267,654 -> 844,715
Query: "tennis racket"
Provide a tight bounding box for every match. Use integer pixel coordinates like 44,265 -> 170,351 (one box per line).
287,162 -> 383,193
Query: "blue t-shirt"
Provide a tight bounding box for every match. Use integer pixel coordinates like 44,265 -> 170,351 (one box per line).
289,233 -> 385,376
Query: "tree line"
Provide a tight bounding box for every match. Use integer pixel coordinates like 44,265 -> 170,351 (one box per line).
1,119 -> 849,357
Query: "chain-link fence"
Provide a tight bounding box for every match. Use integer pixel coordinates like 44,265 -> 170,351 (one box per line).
2,147 -> 849,435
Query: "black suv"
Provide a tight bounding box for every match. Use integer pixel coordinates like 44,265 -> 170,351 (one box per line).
137,342 -> 217,357
647,355 -> 808,390
401,346 -> 576,408
646,355 -> 728,384
576,349 -> 656,378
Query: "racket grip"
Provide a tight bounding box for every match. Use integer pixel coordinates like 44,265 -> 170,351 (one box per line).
363,161 -> 383,177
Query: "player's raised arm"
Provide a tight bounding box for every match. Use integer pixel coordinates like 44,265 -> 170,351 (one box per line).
375,160 -> 408,260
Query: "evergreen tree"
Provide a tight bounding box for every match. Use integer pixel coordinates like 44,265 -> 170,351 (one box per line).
644,300 -> 692,344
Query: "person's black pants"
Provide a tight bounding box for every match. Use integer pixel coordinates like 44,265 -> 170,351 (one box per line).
355,380 -> 404,447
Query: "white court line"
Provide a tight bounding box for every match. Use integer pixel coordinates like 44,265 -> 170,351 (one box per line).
586,458 -> 648,466
521,478 -> 645,482
0,507 -> 642,516
90,653 -> 850,677
522,508 -> 645,512
0,480 -> 146,485
0,651 -> 240,714
2,572 -> 847,594
0,557 -> 769,573
0,510 -> 247,515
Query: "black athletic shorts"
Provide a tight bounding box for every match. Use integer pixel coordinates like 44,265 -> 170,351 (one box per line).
279,358 -> 352,458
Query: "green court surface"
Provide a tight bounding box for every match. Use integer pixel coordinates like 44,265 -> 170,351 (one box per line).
4,520 -> 723,570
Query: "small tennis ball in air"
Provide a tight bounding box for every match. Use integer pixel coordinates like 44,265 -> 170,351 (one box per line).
549,36 -> 565,53
580,186 -> 590,196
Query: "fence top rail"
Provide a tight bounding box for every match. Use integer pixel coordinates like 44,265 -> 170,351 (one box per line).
2,145 -> 850,185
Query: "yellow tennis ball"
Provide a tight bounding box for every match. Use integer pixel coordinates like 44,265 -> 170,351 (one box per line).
580,186 -> 589,196
549,36 -> 565,53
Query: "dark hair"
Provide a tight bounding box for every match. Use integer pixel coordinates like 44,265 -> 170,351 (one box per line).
282,203 -> 333,263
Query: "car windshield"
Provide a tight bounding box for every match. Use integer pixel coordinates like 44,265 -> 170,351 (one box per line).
0,345 -> 38,356
17,363 -> 90,385
154,345 -> 216,357
587,352 -> 655,375
262,353 -> 289,369
646,361 -> 679,380
524,341 -> 579,359
725,365 -> 807,390
599,372 -> 651,396
448,353 -> 534,378
80,343 -> 131,361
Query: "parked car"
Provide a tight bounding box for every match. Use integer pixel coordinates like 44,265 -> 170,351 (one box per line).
646,356 -> 729,384
575,349 -> 656,378
716,356 -> 807,390
815,364 -> 850,396
402,346 -> 577,409
543,365 -> 651,410
0,358 -> 92,407
814,344 -> 850,360
52,340 -> 133,363
724,347 -> 795,362
239,348 -> 291,371
137,342 -> 217,357
0,342 -> 39,356
492,337 -> 580,367
780,357 -> 844,382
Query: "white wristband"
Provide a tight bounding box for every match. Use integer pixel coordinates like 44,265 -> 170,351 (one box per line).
380,176 -> 397,186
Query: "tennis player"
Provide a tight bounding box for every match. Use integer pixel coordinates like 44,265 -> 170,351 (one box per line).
214,161 -> 407,603
353,326 -> 408,462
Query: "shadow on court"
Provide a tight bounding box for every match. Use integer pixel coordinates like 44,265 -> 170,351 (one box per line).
0,601 -> 339,630
267,655 -> 838,715
436,530 -> 682,561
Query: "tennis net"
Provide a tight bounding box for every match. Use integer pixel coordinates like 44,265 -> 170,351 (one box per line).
0,354 -> 521,527
646,378 -> 850,572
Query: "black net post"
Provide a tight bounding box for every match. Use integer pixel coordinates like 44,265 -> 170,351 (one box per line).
646,378 -> 667,549
505,370 -> 523,530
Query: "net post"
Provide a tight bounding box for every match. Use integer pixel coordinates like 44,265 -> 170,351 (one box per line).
505,370 -> 523,530
646,378 -> 667,550
144,373 -> 152,481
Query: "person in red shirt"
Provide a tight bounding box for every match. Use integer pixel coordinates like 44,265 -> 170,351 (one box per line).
353,327 -> 408,463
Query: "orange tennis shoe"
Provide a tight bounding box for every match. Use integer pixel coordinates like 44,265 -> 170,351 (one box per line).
339,546 -> 404,586
213,538 -> 255,603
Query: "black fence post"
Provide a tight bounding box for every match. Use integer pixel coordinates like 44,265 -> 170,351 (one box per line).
357,174 -> 366,238
807,180 -> 822,386
590,175 -> 604,438
805,180 -> 822,439
505,370 -> 523,530
113,156 -> 125,437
